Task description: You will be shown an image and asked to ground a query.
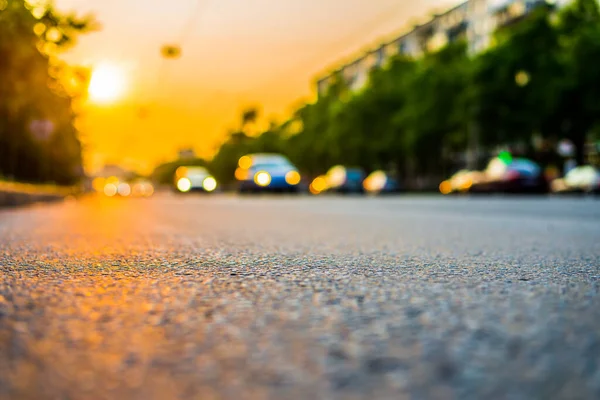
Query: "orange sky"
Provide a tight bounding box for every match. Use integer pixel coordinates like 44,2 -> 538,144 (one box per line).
54,0 -> 454,174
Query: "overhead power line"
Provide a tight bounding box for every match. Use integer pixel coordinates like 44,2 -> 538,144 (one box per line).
147,0 -> 208,111
178,0 -> 208,45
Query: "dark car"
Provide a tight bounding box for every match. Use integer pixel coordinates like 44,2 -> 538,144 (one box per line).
326,166 -> 365,194
469,157 -> 548,194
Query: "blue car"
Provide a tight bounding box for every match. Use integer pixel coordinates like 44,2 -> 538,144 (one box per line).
236,153 -> 302,193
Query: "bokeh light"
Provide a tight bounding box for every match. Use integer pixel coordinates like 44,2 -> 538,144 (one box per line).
327,166 -> 347,188
238,156 -> 252,169
363,171 -> 387,193
254,171 -> 271,187
309,176 -> 328,195
515,70 -> 530,87
117,182 -> 131,197
439,180 -> 452,195
235,168 -> 248,181
175,166 -> 188,179
203,177 -> 217,192
92,177 -> 106,193
177,177 -> 192,192
103,183 -> 118,197
131,182 -> 154,197
285,171 -> 301,185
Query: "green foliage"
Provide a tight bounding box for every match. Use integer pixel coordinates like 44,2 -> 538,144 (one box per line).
474,5 -> 563,147
0,0 -> 95,184
209,1 -> 600,187
551,0 -> 600,163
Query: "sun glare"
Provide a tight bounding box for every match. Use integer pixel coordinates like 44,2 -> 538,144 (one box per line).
88,64 -> 126,103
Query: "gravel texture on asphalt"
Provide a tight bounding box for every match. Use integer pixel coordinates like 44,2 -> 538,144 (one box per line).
1,194 -> 599,400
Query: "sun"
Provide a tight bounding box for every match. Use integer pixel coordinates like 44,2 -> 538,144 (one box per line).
88,64 -> 126,103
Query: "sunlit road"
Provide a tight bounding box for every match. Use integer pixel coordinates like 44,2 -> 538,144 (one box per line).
1,194 -> 599,399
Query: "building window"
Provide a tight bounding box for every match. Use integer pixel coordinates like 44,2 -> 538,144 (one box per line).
385,42 -> 398,58
427,32 -> 449,52
375,47 -> 385,66
317,79 -> 329,95
447,21 -> 468,42
397,39 -> 407,55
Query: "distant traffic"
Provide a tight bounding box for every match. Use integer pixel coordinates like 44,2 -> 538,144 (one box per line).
440,154 -> 600,195
91,151 -> 599,198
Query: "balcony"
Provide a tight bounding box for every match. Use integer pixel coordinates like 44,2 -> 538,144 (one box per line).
492,0 -> 528,28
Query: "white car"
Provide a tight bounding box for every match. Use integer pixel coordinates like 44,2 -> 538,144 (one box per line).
174,166 -> 218,193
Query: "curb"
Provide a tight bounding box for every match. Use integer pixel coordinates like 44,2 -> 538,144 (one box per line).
0,182 -> 80,208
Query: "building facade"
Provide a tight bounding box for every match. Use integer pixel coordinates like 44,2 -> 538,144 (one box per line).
316,0 -> 563,96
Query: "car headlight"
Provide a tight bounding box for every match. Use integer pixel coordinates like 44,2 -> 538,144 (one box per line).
203,176 -> 217,192
254,171 -> 271,187
328,166 -> 347,188
117,182 -> 131,197
176,177 -> 192,192
285,171 -> 301,185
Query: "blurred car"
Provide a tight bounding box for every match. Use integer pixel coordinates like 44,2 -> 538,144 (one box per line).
130,179 -> 154,197
236,153 -> 302,193
551,165 -> 600,194
363,170 -> 401,194
439,170 -> 485,195
326,165 -> 365,194
174,166 -> 218,193
93,176 -> 133,198
469,157 -> 548,194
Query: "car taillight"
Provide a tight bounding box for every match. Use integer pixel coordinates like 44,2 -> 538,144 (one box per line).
506,170 -> 521,181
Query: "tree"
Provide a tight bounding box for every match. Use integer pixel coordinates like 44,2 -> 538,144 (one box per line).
473,4 -> 563,154
395,42 -> 471,183
0,0 -> 95,184
240,107 -> 259,133
552,0 -> 600,164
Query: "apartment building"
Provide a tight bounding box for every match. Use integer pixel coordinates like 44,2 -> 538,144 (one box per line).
316,0 -> 561,96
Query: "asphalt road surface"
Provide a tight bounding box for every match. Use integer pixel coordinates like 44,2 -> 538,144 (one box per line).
1,194 -> 599,400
